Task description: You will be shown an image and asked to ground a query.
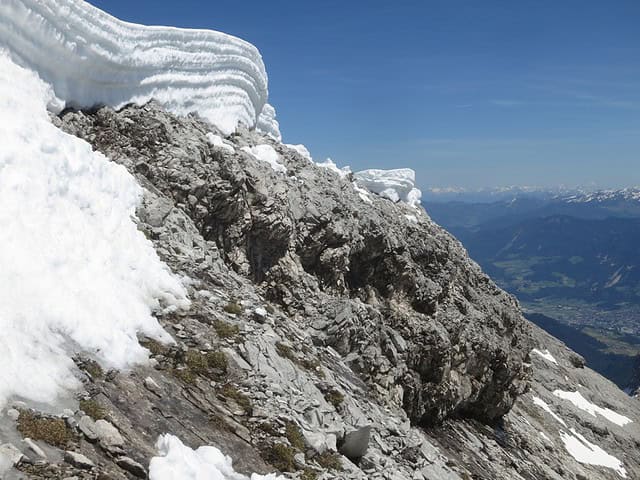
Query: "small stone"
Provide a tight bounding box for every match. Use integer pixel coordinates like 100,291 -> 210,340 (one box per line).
144,377 -> 163,396
23,439 -> 46,459
78,415 -> 99,442
64,451 -> 95,470
254,307 -> 268,322
294,452 -> 306,467
116,456 -> 147,478
94,420 -> 125,449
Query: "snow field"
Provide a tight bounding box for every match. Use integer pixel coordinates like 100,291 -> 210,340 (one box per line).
0,51 -> 188,408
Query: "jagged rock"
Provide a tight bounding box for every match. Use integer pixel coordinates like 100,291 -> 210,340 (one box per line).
116,456 -> 147,478
60,103 -> 532,427
143,377 -> 163,396
94,420 -> 125,451
22,438 -> 46,459
44,102 -> 640,480
64,451 -> 95,469
78,415 -> 99,442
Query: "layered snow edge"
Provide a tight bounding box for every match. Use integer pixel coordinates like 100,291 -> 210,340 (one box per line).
0,0 -> 280,139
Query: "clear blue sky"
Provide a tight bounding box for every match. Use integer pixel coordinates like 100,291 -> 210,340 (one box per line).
91,0 -> 639,189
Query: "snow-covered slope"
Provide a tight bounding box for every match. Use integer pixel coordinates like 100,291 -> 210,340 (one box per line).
0,0 -> 280,138
0,50 -> 188,409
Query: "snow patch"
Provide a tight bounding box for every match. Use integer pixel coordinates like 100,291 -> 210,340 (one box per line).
532,396 -> 567,426
560,429 -> 627,478
150,434 -> 284,480
553,390 -> 632,427
0,52 -> 188,408
206,133 -> 235,153
531,348 -> 558,365
241,145 -> 286,173
317,158 -> 352,178
354,168 -> 422,208
0,0 -> 279,138
353,183 -> 373,204
285,144 -> 313,162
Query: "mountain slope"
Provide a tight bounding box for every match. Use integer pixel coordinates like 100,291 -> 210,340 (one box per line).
1,1 -> 640,479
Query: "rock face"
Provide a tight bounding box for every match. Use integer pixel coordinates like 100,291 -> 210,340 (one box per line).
57,103 -> 532,428
1,102 -> 634,479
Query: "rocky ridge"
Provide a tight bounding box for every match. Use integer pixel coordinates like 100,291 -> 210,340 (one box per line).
0,102 -> 639,479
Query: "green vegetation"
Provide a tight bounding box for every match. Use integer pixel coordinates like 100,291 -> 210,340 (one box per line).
324,389 -> 345,409
315,451 -> 343,471
285,421 -> 305,451
79,398 -> 107,420
275,342 -> 325,378
214,319 -> 240,339
264,443 -> 296,472
583,327 -> 640,356
223,301 -> 243,315
275,342 -> 295,361
81,359 -> 104,379
141,337 -> 169,356
300,468 -> 319,480
219,384 -> 252,414
17,411 -> 72,448
173,349 -> 228,384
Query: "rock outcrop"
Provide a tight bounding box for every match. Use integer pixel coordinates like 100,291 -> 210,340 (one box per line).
1,102 -> 639,479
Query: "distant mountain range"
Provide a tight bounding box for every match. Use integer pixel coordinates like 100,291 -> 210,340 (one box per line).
425,187 -> 640,389
426,186 -> 640,308
423,185 -> 640,204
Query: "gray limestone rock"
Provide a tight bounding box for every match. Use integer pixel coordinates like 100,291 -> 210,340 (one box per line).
38,102 -> 640,480
64,451 -> 95,470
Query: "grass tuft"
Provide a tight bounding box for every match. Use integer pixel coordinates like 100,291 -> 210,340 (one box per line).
17,411 -> 72,448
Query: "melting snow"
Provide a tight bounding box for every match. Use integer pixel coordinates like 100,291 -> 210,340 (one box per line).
532,396 -> 567,426
553,390 -> 632,427
317,158 -> 352,178
241,145 -> 287,174
560,429 -> 627,478
531,348 -> 558,365
353,183 -> 373,204
0,52 -> 188,408
206,133 -> 235,153
285,144 -> 313,162
150,434 -> 284,480
354,169 -> 422,208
